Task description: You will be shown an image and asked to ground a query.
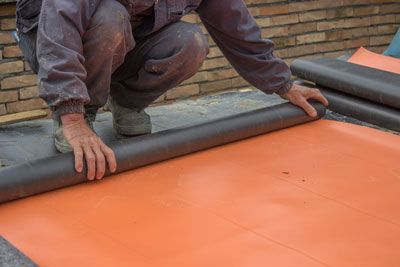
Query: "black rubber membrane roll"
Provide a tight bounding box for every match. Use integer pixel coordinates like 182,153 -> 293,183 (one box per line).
291,58 -> 400,109
319,87 -> 400,132
0,102 -> 325,204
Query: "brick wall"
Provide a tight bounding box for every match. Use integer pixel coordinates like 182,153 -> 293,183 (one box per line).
0,0 -> 399,117
0,2 -> 47,116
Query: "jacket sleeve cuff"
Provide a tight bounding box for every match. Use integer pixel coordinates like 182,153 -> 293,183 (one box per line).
53,100 -> 85,118
275,80 -> 294,96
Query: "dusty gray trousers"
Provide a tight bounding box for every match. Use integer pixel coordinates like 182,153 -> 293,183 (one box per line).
20,0 -> 209,112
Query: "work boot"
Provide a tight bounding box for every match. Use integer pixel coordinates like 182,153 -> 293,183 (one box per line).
53,114 -> 96,153
108,96 -> 152,136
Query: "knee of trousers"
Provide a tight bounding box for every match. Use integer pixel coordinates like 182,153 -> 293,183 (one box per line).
88,0 -> 134,50
169,22 -> 209,77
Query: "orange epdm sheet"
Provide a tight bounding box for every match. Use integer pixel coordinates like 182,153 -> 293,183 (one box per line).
348,47 -> 400,75
1,120 -> 400,267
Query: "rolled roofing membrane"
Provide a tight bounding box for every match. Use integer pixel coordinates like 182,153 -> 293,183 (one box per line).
291,57 -> 400,109
320,88 -> 400,132
0,102 -> 325,203
1,119 -> 400,266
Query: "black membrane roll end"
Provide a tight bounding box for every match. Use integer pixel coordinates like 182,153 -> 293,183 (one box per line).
0,102 -> 325,204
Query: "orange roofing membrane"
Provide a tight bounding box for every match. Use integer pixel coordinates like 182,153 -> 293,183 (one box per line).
1,120 -> 400,267
348,47 -> 400,75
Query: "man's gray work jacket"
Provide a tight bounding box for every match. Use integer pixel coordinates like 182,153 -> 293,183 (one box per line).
16,0 -> 292,112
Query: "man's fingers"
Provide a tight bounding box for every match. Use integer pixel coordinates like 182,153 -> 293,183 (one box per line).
309,89 -> 329,106
91,143 -> 106,180
297,98 -> 317,117
282,85 -> 328,117
61,115 -> 112,181
83,144 -> 96,180
73,145 -> 84,173
100,143 -> 117,173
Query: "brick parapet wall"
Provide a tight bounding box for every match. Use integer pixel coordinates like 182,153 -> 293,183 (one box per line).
0,0 -> 399,116
0,3 -> 46,116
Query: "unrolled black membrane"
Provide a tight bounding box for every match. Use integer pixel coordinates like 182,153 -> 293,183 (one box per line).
0,102 -> 325,204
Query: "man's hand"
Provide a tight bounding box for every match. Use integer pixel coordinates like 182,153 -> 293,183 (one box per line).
279,84 -> 329,117
61,114 -> 117,180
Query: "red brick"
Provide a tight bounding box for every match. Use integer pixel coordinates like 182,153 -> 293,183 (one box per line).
200,79 -> 233,93
0,104 -> 6,115
317,20 -> 345,31
152,94 -> 166,104
1,75 -> 38,90
182,14 -> 199,24
370,35 -> 393,46
289,1 -> 318,12
1,18 -> 16,30
372,0 -> 397,4
315,41 -> 345,53
207,69 -> 238,81
182,72 -> 208,86
366,46 -> 386,53
206,35 -> 215,46
270,14 -> 299,26
323,51 -> 349,58
344,37 -> 370,49
296,32 -> 326,45
247,7 -> 259,17
343,17 -> 371,28
299,10 -> 326,22
246,0 -> 283,4
6,98 -> 47,113
272,37 -> 295,48
0,32 -> 16,45
230,77 -> 250,88
202,57 -> 230,71
0,5 -> 16,16
326,27 -> 373,41
261,26 -> 288,38
286,44 -> 316,57
325,31 -> 342,41
376,24 -> 398,35
380,3 -> 400,14
257,17 -> 272,28
370,14 -> 396,25
342,0 -> 370,5
289,22 -> 317,35
317,0 -> 346,9
19,86 -> 40,100
0,90 -> 18,103
326,8 -> 354,19
354,6 -> 380,16
166,84 -> 200,100
274,49 -> 288,58
207,47 -> 223,58
0,61 -> 24,74
259,14 -> 299,27
3,45 -> 23,58
258,5 -> 289,16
